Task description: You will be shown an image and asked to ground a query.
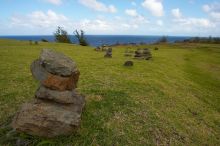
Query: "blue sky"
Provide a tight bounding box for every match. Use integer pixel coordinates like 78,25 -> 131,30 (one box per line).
0,0 -> 220,36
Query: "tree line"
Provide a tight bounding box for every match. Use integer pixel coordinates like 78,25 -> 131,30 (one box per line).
54,26 -> 89,46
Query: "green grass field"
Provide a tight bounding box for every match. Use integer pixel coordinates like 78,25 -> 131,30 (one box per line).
0,39 -> 219,146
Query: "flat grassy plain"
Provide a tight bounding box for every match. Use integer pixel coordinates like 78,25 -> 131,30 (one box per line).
0,39 -> 219,146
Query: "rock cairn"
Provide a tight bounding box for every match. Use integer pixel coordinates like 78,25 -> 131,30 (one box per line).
134,48 -> 152,60
104,48 -> 112,58
12,49 -> 85,138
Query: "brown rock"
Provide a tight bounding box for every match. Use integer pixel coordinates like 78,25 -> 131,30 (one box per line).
12,98 -> 85,138
42,71 -> 79,91
31,59 -> 79,91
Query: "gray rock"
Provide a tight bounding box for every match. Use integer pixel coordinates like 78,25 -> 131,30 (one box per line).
12,98 -> 85,138
40,49 -> 78,77
104,48 -> 112,58
12,49 -> 85,138
35,86 -> 82,104
134,48 -> 152,60
124,61 -> 133,66
31,59 -> 48,81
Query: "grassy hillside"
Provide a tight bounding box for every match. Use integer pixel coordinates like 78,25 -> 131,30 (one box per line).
0,39 -> 219,146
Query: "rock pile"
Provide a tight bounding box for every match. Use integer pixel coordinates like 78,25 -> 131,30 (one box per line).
12,49 -> 85,138
154,47 -> 159,50
95,45 -> 108,51
124,61 -> 133,66
134,48 -> 152,60
104,48 -> 112,58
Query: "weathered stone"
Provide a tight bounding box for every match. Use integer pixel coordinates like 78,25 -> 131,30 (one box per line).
124,61 -> 133,66
42,72 -> 79,91
40,49 -> 78,77
35,86 -> 81,104
31,59 -> 79,91
12,98 -> 85,138
13,49 -> 85,138
134,48 -> 152,60
104,48 -> 112,58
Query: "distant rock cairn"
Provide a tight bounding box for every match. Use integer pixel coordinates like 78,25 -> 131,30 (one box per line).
134,48 -> 152,60
104,48 -> 112,58
12,49 -> 85,138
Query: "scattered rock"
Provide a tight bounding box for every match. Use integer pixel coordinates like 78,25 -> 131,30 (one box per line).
104,48 -> 112,58
124,61 -> 133,66
12,49 -> 85,138
134,48 -> 152,60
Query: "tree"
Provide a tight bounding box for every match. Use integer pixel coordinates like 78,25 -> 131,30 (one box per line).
158,36 -> 168,43
74,30 -> 89,46
54,26 -> 71,43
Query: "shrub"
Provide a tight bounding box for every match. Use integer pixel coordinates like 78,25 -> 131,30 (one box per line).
41,39 -> 48,42
74,30 -> 89,46
158,36 -> 168,43
54,26 -> 71,43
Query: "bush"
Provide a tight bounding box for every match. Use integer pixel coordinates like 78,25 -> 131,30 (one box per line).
41,39 -> 48,42
54,26 -> 71,43
158,36 -> 168,43
74,30 -> 89,46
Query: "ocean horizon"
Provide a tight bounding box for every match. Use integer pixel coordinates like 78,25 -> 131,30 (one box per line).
0,35 -> 192,47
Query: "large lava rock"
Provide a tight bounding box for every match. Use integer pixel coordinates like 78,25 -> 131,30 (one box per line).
12,49 -> 85,138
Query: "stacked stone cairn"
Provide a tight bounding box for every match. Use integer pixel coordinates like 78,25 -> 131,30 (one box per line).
134,48 -> 152,60
12,49 -> 85,138
104,47 -> 112,58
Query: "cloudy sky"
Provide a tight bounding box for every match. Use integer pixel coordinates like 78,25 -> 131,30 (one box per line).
0,0 -> 220,36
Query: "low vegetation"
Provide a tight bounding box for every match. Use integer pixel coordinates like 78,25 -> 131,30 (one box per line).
176,36 -> 220,44
54,26 -> 71,44
0,39 -> 219,145
74,30 -> 89,46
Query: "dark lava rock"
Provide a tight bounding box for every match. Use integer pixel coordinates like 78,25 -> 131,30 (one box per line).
124,61 -> 134,66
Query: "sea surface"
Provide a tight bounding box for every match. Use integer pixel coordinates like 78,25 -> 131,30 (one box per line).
0,35 -> 191,47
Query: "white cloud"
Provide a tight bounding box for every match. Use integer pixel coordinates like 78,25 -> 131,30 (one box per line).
10,10 -> 73,32
9,10 -> 144,35
156,20 -> 163,26
142,0 -> 164,17
125,9 -> 138,17
125,9 -> 149,24
78,0 -> 117,13
171,8 -> 215,28
171,8 -> 182,19
44,0 -> 62,5
173,17 -> 215,28
202,2 -> 220,21
203,5 -> 211,12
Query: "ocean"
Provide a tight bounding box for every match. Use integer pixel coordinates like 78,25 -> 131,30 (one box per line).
0,35 -> 191,47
